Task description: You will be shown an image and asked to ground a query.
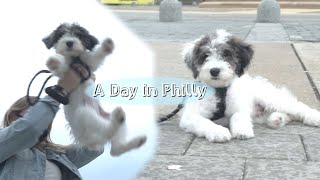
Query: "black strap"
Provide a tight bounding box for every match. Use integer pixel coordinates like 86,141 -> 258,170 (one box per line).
70,57 -> 91,83
27,56 -> 91,106
27,70 -> 52,106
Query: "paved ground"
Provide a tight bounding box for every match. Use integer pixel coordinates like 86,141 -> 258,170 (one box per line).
108,5 -> 320,179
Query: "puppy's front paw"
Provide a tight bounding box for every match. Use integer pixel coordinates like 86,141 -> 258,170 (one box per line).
111,106 -> 125,125
47,56 -> 61,71
102,38 -> 114,53
231,125 -> 254,140
206,126 -> 231,143
46,54 -> 66,77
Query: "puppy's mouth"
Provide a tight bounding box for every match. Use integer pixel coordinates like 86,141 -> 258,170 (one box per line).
211,77 -> 219,80
66,47 -> 74,51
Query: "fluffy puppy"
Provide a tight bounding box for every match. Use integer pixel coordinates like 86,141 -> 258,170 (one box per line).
43,23 -> 146,155
180,29 -> 320,142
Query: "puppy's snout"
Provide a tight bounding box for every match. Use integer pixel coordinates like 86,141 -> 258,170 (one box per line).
210,68 -> 220,77
66,41 -> 74,48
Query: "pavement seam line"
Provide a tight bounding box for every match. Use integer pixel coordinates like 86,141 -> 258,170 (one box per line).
244,23 -> 255,40
186,154 -> 294,161
182,135 -> 196,156
299,134 -> 311,161
241,159 -> 248,180
291,44 -> 320,102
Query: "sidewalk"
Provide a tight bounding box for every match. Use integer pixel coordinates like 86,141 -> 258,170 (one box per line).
109,6 -> 320,179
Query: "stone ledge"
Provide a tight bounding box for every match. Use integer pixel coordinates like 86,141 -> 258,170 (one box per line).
199,1 -> 320,9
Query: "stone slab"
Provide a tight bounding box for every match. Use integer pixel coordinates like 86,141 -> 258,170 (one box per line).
186,134 -> 306,161
245,159 -> 320,179
137,155 -> 245,180
248,43 -> 320,110
293,43 -> 320,92
157,124 -> 195,155
246,23 -> 289,42
254,123 -> 320,136
148,42 -> 192,78
302,134 -> 320,162
113,12 -> 254,42
282,18 -> 320,42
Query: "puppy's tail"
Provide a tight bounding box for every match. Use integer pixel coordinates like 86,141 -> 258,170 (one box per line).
157,104 -> 184,123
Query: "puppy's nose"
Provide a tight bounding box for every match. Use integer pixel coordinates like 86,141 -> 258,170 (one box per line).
66,41 -> 74,48
210,68 -> 220,77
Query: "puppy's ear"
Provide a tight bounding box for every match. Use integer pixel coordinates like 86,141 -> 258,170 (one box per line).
228,37 -> 254,76
82,34 -> 99,51
182,35 -> 211,79
42,34 -> 55,49
42,24 -> 67,49
182,42 -> 196,78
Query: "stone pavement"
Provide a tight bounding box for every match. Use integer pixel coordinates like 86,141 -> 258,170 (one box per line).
108,6 -> 320,179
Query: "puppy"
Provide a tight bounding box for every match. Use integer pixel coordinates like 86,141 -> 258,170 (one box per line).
43,23 -> 146,156
180,29 -> 320,142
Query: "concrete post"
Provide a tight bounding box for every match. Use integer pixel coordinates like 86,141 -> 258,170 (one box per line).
256,0 -> 281,23
159,0 -> 182,22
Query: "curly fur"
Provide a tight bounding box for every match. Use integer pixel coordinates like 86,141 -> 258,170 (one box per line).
180,29 -> 320,142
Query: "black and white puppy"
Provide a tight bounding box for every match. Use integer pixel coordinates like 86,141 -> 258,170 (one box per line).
180,29 -> 320,142
43,23 -> 146,155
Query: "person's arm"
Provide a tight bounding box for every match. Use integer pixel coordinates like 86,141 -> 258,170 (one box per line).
0,66 -> 84,163
0,96 -> 60,163
64,145 -> 104,169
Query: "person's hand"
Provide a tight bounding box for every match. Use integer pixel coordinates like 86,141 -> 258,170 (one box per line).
57,64 -> 89,93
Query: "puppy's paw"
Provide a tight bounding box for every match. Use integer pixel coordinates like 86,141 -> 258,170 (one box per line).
102,38 -> 114,53
231,125 -> 254,140
46,54 -> 67,77
206,126 -> 231,143
303,109 -> 320,127
110,135 -> 147,156
47,56 -> 61,70
111,106 -> 125,125
132,136 -> 147,149
267,112 -> 289,129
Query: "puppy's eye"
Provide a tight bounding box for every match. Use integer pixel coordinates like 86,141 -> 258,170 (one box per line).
200,54 -> 209,64
222,50 -> 232,57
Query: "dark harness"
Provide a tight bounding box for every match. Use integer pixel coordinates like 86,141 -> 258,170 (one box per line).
210,87 -> 228,121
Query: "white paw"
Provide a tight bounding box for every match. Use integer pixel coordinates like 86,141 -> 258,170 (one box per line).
205,125 -> 231,143
102,38 -> 114,53
231,125 -> 254,140
267,112 -> 290,129
111,106 -> 125,125
303,109 -> 320,127
46,54 -> 64,70
47,57 -> 60,71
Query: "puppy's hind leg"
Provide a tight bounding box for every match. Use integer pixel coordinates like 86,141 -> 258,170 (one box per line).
256,86 -> 320,127
68,106 -> 126,147
110,124 -> 147,156
266,112 -> 290,129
